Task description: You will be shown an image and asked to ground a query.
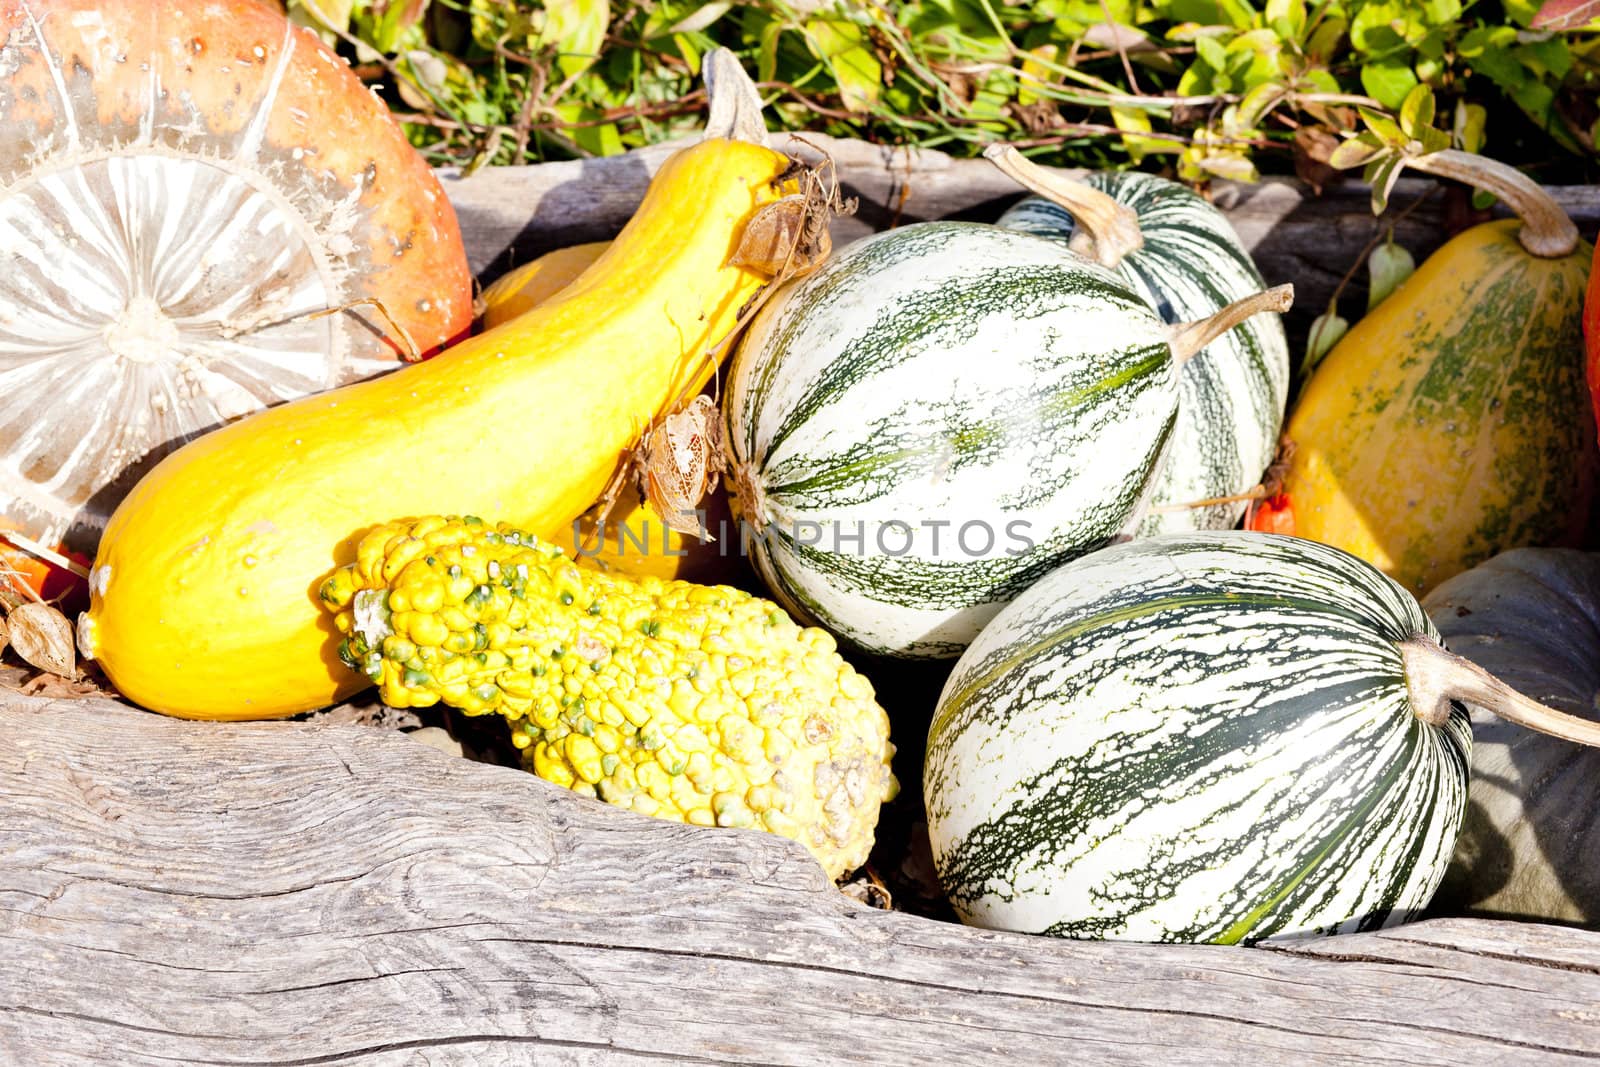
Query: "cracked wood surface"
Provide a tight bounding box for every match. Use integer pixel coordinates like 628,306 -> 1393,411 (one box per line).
440,132 -> 1600,341
5,692 -> 1600,1065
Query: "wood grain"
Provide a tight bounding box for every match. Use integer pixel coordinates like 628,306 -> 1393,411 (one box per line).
5,691 -> 1600,1065
442,132 -> 1600,340
9,139 -> 1600,1063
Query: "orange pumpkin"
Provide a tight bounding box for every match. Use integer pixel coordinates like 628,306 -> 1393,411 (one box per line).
0,0 -> 474,580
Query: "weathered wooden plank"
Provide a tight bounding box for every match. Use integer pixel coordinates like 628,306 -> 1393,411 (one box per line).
442,133 -> 1600,339
4,691 -> 1599,1065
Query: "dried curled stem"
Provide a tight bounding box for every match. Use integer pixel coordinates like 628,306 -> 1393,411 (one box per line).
1401,634 -> 1600,746
982,144 -> 1143,268
1405,149 -> 1579,259
1165,285 -> 1294,365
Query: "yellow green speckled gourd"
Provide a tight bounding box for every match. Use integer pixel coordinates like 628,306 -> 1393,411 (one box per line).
1281,150 -> 1597,596
320,515 -> 897,880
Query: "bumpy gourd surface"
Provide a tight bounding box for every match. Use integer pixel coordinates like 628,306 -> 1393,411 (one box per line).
321,516 -> 897,880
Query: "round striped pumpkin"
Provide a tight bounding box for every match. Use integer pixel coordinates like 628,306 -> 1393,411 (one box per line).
997,172 -> 1289,534
925,531 -> 1472,944
724,221 -> 1179,659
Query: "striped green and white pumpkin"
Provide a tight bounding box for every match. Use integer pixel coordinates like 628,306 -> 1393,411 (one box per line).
925,531 -> 1472,944
998,172 -> 1289,534
724,221 -> 1179,659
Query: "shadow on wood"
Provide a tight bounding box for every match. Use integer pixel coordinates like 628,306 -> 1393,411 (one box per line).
5,691 -> 1600,1064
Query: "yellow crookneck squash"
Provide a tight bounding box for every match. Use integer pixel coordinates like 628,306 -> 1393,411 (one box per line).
78,135 -> 791,719
1281,149 -> 1598,597
478,241 -> 611,328
482,242 -> 746,586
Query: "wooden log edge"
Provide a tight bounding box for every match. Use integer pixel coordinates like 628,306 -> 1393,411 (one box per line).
6,689 -> 1600,1064
439,131 -> 1600,342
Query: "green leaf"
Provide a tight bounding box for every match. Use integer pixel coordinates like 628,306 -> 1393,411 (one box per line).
1511,79 -> 1580,150
1302,69 -> 1341,95
1367,238 -> 1416,310
1454,101 -> 1488,152
1398,84 -> 1436,138
557,102 -> 625,156
803,19 -> 883,113
1464,40 -> 1528,86
1367,154 -> 1407,214
1265,0 -> 1306,38
1329,135 -> 1386,170
667,2 -> 732,35
1303,307 -> 1350,375
1197,153 -> 1259,181
1357,107 -> 1407,146
1195,34 -> 1229,71
1458,24 -> 1521,58
1305,16 -> 1348,61
1111,105 -> 1178,160
527,0 -> 611,78
1226,28 -> 1286,91
1361,61 -> 1419,110
366,0 -> 432,54
1423,0 -> 1464,23
672,33 -> 701,75
1017,44 -> 1059,106
292,0 -> 356,35
1417,124 -> 1452,154
756,18 -> 783,84
1237,81 -> 1287,128
1160,0 -> 1255,27
1521,36 -> 1575,79
1351,3 -> 1416,52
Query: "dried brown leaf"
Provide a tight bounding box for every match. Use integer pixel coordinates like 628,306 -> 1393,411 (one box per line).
639,394 -> 726,539
839,865 -> 894,910
1533,0 -> 1600,30
8,601 -> 75,677
17,671 -> 101,699
729,195 -> 832,278
1292,127 -> 1342,196
729,149 -> 853,282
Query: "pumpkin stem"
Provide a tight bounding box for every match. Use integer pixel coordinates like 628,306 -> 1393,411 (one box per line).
702,48 -> 768,147
1400,634 -> 1600,745
1403,149 -> 1579,259
1165,285 -> 1294,365
982,145 -> 1144,268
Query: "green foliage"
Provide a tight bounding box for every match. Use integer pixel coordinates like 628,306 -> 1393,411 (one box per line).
282,1 -> 1600,179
